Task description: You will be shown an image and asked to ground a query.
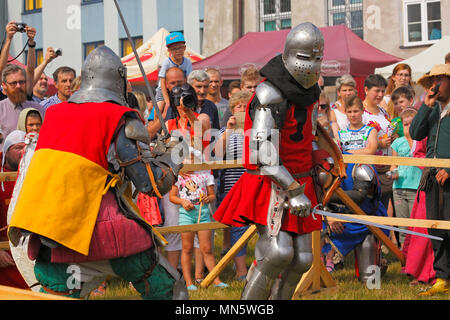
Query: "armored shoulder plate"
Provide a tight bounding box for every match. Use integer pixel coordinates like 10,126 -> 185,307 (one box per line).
352,164 -> 375,182
124,117 -> 151,145
255,81 -> 284,106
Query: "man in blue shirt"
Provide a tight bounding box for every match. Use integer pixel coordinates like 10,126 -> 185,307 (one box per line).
40,66 -> 76,110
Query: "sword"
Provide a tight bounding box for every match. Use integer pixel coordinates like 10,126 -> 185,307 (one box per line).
113,0 -> 170,138
311,204 -> 443,241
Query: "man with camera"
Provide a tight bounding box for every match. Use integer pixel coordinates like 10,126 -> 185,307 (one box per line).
0,21 -> 38,102
31,47 -> 59,102
147,67 -> 210,140
0,64 -> 46,149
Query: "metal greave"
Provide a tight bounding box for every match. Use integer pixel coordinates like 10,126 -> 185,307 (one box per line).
355,234 -> 380,282
270,233 -> 312,300
241,225 -> 312,300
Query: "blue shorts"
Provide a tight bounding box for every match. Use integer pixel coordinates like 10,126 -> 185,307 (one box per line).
230,226 -> 249,257
179,205 -> 211,225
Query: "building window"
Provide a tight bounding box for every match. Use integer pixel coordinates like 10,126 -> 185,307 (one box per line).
24,0 -> 42,12
81,0 -> 104,4
24,49 -> 44,66
84,41 -> 104,59
259,0 -> 291,32
121,37 -> 143,57
402,0 -> 441,46
327,0 -> 363,38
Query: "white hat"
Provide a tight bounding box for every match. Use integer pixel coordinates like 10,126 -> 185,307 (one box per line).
2,130 -> 25,167
1,130 -> 25,191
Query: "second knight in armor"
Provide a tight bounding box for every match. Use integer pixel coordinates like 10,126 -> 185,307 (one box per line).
214,22 -> 325,300
323,162 -> 389,282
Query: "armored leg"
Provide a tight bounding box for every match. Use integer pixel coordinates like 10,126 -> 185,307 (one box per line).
354,234 -> 380,283
110,249 -> 188,300
34,260 -> 83,299
34,249 -> 187,300
241,224 -> 294,300
270,232 -> 312,300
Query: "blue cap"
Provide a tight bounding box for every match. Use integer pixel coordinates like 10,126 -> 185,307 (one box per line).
166,32 -> 185,46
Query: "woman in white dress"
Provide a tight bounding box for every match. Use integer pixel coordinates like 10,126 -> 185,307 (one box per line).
329,74 -> 357,142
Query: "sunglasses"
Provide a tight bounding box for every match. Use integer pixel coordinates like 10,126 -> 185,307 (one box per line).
319,104 -> 329,109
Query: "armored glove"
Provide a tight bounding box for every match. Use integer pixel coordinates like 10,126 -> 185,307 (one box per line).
285,181 -> 311,218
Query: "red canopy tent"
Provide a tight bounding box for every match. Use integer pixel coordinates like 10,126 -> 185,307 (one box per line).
7,55 -> 57,96
193,25 -> 402,98
6,55 -> 26,68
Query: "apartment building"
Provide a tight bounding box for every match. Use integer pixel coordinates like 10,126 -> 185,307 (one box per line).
1,0 -> 205,75
1,0 -> 448,75
203,0 -> 450,59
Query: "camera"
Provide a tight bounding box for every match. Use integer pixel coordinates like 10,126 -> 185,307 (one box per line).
170,84 -> 197,109
15,22 -> 27,33
55,48 -> 63,57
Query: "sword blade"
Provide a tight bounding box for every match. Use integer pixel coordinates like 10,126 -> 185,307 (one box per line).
312,204 -> 443,241
113,0 -> 169,137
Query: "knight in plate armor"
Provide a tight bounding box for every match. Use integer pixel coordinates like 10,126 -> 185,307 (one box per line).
213,22 -> 325,300
7,46 -> 188,300
322,161 -> 389,282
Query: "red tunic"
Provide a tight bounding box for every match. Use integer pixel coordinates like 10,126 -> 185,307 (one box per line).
14,102 -> 153,262
0,163 -> 29,289
213,99 -> 322,235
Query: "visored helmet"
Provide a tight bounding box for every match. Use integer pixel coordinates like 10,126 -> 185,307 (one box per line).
69,46 -> 128,106
282,22 -> 324,89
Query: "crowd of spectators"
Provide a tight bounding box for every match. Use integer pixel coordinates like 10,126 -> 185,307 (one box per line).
1,19 -> 449,296
320,56 -> 450,293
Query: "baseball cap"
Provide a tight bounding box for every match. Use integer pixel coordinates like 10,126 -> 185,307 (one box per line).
166,32 -> 185,47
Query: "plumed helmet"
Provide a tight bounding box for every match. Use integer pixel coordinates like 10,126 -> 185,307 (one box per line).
282,22 -> 324,89
69,46 -> 128,106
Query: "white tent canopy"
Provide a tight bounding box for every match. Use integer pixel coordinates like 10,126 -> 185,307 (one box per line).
375,36 -> 450,82
122,28 -> 204,84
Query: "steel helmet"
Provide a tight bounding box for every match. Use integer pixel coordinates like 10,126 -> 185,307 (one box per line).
282,22 -> 324,89
69,46 -> 128,106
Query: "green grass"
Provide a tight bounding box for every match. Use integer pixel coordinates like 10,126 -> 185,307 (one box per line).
90,229 -> 448,300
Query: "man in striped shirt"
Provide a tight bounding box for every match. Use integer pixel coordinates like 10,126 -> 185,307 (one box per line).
214,90 -> 252,280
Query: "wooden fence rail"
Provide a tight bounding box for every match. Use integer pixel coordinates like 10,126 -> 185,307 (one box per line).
1,155 -> 450,182
1,154 -> 449,298
2,214 -> 450,251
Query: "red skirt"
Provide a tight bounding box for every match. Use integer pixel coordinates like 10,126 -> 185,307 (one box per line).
402,190 -> 435,283
213,172 -> 322,235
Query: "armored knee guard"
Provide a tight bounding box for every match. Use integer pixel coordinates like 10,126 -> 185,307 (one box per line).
270,233 -> 312,300
241,225 -> 294,300
354,234 -> 381,283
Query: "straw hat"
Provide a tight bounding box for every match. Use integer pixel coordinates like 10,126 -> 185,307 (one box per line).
417,64 -> 450,89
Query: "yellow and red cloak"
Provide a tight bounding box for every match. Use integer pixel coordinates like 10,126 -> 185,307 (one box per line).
9,101 -> 138,256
